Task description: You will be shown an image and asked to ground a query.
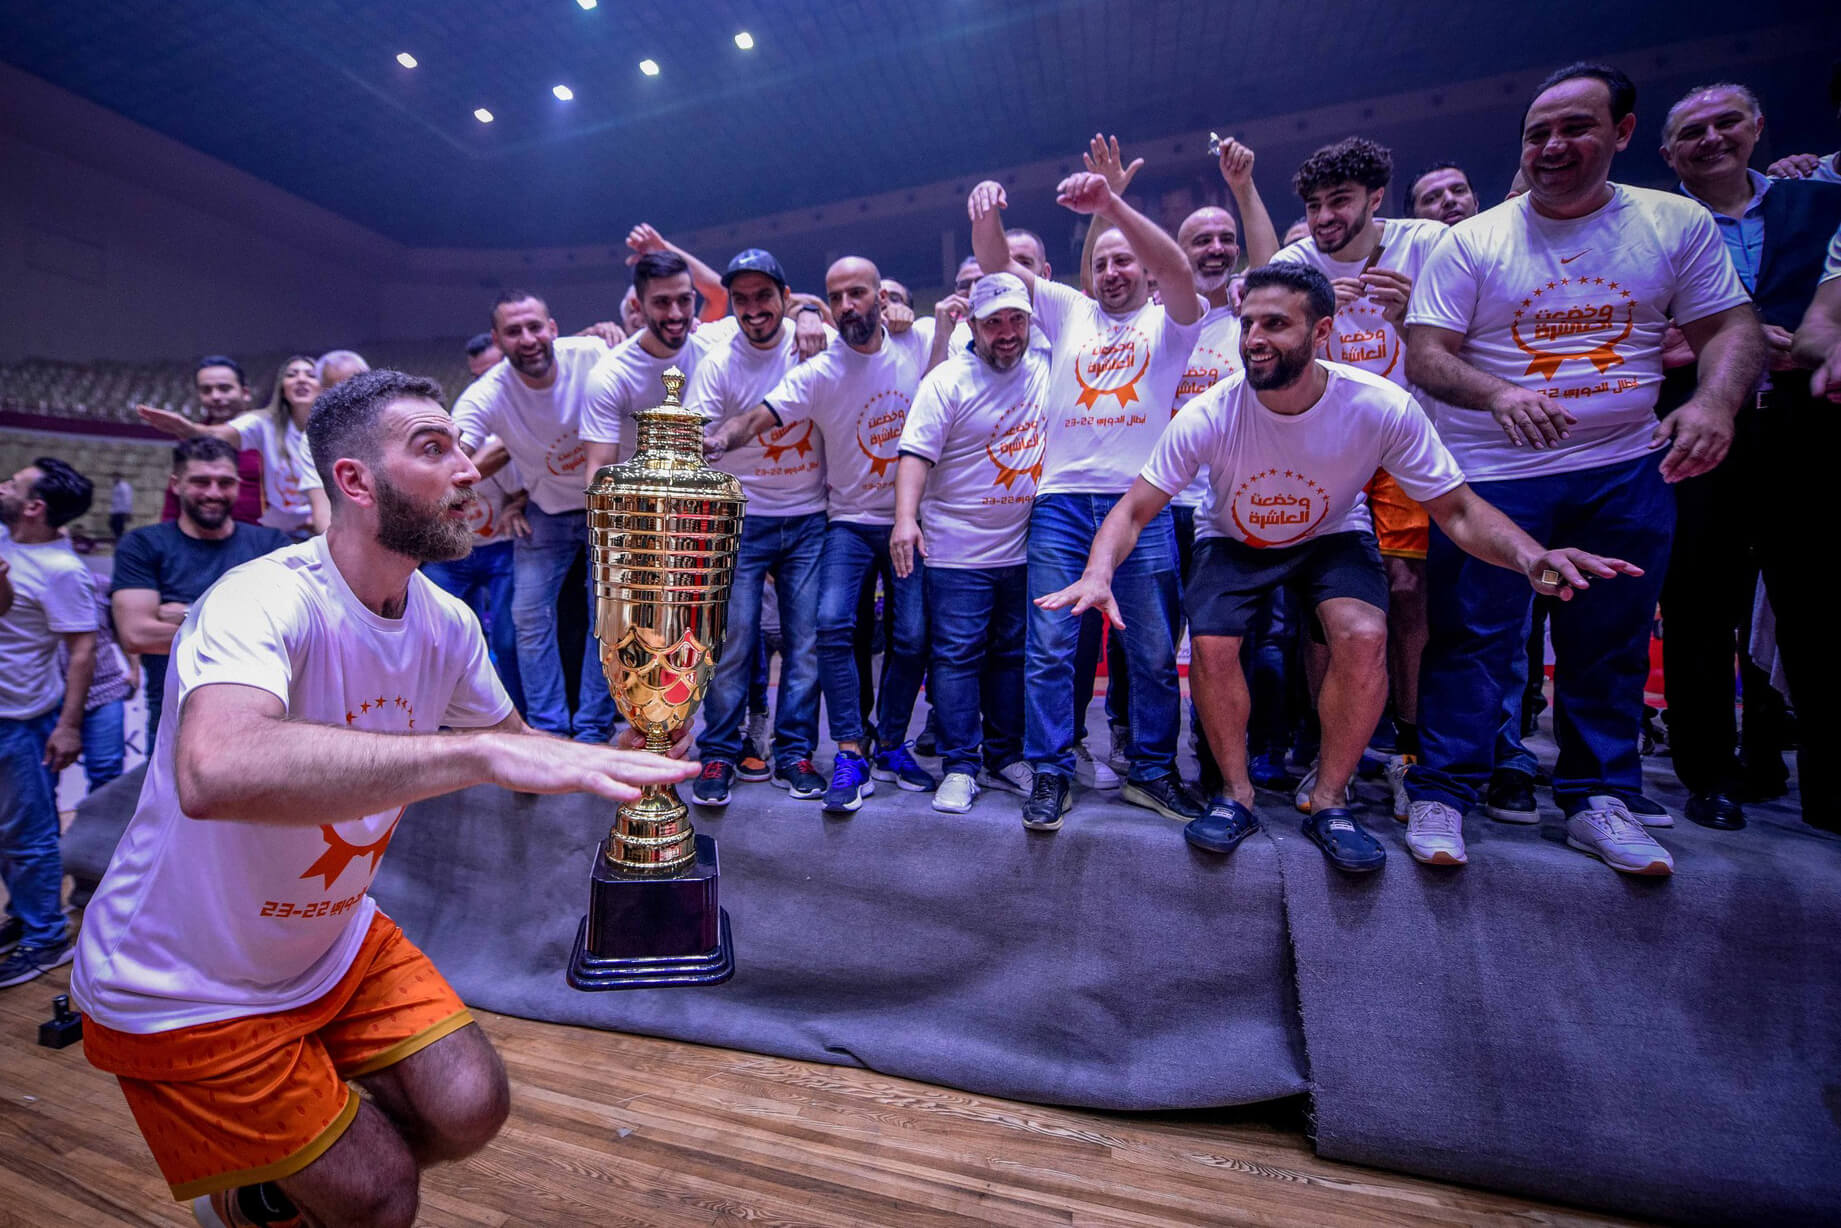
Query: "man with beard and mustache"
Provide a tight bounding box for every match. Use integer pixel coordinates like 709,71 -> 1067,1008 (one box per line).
684,250 -> 835,806
967,152 -> 1206,832
72,370 -> 696,1228
1402,63 -> 1764,875
111,438 -> 291,746
706,256 -> 930,813
1274,137 -> 1450,820
581,251 -> 717,473
1041,264 -> 1634,871
1407,163 -> 1480,226
1656,82 -> 1841,831
452,290 -> 617,742
889,273 -> 1049,813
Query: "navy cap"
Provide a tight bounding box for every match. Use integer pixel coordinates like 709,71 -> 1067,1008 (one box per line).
721,248 -> 788,290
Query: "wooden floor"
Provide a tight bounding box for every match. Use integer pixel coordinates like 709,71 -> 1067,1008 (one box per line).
0,965 -> 1650,1228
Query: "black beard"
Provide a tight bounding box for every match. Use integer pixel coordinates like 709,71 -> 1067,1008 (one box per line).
181,496 -> 231,531
647,318 -> 687,351
510,345 -> 554,378
838,304 -> 879,346
1246,342 -> 1315,390
374,476 -> 476,563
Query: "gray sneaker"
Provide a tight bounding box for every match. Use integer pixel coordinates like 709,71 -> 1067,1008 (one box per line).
1405,800 -> 1467,866
1566,796 -> 1674,876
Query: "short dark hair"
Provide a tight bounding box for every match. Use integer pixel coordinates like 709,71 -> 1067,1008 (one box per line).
1528,62 -> 1637,126
173,436 -> 238,472
490,290 -> 545,330
1242,264 -> 1336,325
307,369 -> 445,496
464,332 -> 495,359
1004,227 -> 1048,266
195,355 -> 246,387
632,250 -> 691,299
27,456 -> 94,528
1406,161 -> 1471,208
1293,137 -> 1393,199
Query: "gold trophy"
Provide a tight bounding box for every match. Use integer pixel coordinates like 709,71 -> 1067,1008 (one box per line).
567,366 -> 743,990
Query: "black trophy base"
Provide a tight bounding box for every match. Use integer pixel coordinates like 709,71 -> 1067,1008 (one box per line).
567,833 -> 735,991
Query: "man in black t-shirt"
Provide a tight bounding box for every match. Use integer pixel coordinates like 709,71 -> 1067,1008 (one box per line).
111,438 -> 289,743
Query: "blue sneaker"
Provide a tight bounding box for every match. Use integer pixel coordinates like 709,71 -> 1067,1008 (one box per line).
824,750 -> 876,814
872,741 -> 937,792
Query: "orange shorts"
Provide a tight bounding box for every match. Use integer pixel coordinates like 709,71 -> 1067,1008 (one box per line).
1366,470 -> 1430,560
81,910 -> 471,1201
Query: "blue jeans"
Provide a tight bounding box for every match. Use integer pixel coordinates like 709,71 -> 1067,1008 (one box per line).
817,521 -> 926,748
425,539 -> 524,716
1026,493 -> 1182,781
511,504 -> 615,739
926,564 -> 1027,778
1409,454 -> 1671,814
701,511 -> 824,768
1492,600 -> 1546,778
80,700 -> 125,794
0,708 -> 67,947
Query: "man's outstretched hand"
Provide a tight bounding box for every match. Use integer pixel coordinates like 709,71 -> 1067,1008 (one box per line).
1526,548 -> 1643,601
1034,575 -> 1124,628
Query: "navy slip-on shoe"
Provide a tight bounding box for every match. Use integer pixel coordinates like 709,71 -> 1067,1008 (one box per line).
1185,799 -> 1261,854
1302,808 -> 1386,873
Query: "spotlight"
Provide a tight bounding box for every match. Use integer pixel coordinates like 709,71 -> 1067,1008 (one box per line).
474,108 -> 494,123
734,32 -> 754,50
576,0 -> 596,8
553,84 -> 574,100
396,52 -> 418,69
639,58 -> 660,76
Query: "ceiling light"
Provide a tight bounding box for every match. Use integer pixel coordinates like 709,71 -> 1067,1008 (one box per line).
576,0 -> 596,8
734,32 -> 754,50
552,84 -> 574,100
639,58 -> 660,76
396,52 -> 417,69
474,108 -> 494,123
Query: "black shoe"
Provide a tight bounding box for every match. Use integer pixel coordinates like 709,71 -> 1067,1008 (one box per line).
1021,772 -> 1073,832
1121,774 -> 1205,822
1484,770 -> 1538,825
1685,791 -> 1746,830
0,916 -> 21,958
1185,798 -> 1261,854
1739,767 -> 1789,803
690,760 -> 734,807
915,713 -> 939,758
0,932 -> 75,989
1302,809 -> 1386,873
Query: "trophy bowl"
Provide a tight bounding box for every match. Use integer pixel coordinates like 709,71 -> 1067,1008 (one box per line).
567,367 -> 746,990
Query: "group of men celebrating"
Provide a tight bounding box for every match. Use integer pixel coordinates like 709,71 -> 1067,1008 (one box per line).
0,54 -> 1837,1227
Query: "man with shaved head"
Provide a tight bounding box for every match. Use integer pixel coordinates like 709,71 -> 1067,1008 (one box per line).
706,256 -> 930,814
968,137 -> 1209,831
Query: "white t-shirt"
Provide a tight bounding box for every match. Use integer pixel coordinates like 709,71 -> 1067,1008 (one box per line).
1141,362 -> 1465,549
887,316 -> 937,373
229,411 -> 323,532
765,332 -> 920,525
71,536 -> 512,1033
946,318 -> 1054,362
897,350 -> 1050,568
685,322 -> 829,517
1272,216 -> 1448,390
1406,185 -> 1750,481
1031,278 -> 1207,496
0,536 -> 97,720
579,330 -> 715,452
451,336 -> 605,515
1168,304 -> 1244,508
460,445 -> 524,546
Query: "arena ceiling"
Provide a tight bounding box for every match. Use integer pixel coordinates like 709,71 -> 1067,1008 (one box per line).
2,0 -> 1826,249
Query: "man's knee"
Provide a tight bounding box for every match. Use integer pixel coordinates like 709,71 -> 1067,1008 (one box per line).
1190,634 -> 1245,673
1324,609 -> 1388,669
417,1042 -> 511,1163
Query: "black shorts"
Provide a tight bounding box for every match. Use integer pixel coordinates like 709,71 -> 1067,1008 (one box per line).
1184,531 -> 1388,640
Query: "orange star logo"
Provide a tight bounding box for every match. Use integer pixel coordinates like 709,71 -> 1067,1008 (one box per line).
299,812 -> 403,889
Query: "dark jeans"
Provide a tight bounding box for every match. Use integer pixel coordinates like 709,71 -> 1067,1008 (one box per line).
424,539 -> 524,717
701,511 -> 824,769
0,707 -> 66,947
817,520 -> 926,750
1026,493 -> 1182,781
1409,454 -> 1671,815
511,505 -> 615,739
925,564 -> 1027,778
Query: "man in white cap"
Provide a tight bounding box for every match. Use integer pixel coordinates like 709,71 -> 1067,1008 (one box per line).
890,273 -> 1048,813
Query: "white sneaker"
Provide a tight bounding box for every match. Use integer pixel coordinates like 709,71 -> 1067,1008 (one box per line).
1293,761 -> 1351,814
1405,800 -> 1467,866
1387,754 -> 1415,822
1074,742 -> 1120,790
1565,796 -> 1674,876
986,760 -> 1033,797
933,771 -> 979,814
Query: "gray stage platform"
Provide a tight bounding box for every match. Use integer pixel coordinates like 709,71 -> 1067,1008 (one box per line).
64,736 -> 1840,1226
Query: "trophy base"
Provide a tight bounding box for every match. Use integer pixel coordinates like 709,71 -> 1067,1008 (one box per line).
566,833 -> 735,991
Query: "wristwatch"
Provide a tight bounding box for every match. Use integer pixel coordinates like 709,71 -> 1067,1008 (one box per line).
794,303 -> 824,316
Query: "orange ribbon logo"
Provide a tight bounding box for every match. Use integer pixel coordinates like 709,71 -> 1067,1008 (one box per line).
300,813 -> 402,889
546,433 -> 586,476
759,418 -> 815,462
1509,278 -> 1636,380
854,389 -> 909,478
1074,329 -> 1150,410
986,401 -> 1046,490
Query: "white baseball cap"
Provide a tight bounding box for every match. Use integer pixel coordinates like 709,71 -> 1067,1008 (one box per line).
970,272 -> 1031,321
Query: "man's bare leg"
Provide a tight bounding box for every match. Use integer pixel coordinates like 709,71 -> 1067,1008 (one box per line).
1311,597 -> 1389,813
1189,635 -> 1254,808
1384,556 -> 1427,743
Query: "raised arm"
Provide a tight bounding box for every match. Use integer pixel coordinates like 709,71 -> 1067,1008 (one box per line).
136,404 -> 239,447
627,223 -> 729,322
1034,477 -> 1173,627
969,182 -> 1032,293
1074,134 -> 1146,297
1218,137 -> 1279,268
1057,172 -> 1201,325
175,683 -> 695,826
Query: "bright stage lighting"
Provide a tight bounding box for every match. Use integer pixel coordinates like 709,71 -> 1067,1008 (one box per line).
639,59 -> 660,76
553,84 -> 574,100
474,108 -> 494,123
734,32 -> 754,50
396,52 -> 417,69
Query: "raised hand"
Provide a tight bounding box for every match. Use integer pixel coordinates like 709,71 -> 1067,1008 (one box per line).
1360,267 -> 1414,326
625,222 -> 668,264
137,404 -> 199,439
1526,548 -> 1643,601
1329,277 -> 1365,313
884,300 -> 915,335
1055,172 -> 1113,216
793,308 -> 828,359
933,292 -> 970,329
967,180 -> 1008,223
1084,133 -> 1143,196
1034,575 -> 1124,629
1216,136 -> 1255,188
